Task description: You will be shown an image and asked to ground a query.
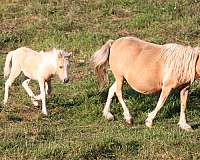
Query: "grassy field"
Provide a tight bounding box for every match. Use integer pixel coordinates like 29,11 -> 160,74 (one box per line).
0,0 -> 200,159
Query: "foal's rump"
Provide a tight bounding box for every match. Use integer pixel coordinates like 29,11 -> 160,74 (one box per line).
4,47 -> 41,79
4,51 -> 14,78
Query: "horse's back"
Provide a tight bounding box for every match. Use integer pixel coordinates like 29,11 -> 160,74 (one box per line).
109,37 -> 164,94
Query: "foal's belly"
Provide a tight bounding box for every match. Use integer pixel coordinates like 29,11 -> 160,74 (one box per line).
22,69 -> 38,80
21,58 -> 40,80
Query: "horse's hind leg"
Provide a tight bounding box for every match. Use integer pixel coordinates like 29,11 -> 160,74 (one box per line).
145,85 -> 171,128
3,66 -> 21,104
22,79 -> 38,106
115,75 -> 132,124
103,82 -> 116,120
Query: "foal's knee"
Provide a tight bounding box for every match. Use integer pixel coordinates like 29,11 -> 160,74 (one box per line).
5,79 -> 12,88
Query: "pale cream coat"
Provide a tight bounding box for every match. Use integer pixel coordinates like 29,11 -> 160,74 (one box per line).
92,37 -> 200,131
3,47 -> 72,115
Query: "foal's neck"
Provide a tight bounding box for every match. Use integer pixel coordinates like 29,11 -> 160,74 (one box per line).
41,52 -> 58,74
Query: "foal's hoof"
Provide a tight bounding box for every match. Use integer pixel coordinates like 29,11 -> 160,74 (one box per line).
103,112 -> 114,120
125,117 -> 133,125
42,111 -> 48,116
145,120 -> 153,128
32,101 -> 39,107
2,100 -> 7,106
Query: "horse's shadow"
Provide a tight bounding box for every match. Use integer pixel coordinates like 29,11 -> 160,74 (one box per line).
96,83 -> 200,128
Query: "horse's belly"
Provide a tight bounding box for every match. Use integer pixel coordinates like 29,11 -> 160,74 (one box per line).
125,71 -> 162,94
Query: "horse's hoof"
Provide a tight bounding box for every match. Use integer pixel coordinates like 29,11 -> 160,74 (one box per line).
103,112 -> 114,120
184,127 -> 194,132
145,120 -> 153,128
178,123 -> 193,132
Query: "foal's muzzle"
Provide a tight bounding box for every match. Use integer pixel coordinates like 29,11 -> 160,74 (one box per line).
63,78 -> 69,83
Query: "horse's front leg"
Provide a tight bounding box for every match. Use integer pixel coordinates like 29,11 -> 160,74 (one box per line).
178,85 -> 192,131
145,85 -> 171,128
38,79 -> 47,115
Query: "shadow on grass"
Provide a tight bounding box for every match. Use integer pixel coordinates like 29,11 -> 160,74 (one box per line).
78,139 -> 141,159
48,94 -> 85,108
191,123 -> 200,130
95,83 -> 200,120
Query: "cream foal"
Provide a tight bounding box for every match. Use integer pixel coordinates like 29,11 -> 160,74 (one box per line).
92,37 -> 200,131
3,47 -> 72,115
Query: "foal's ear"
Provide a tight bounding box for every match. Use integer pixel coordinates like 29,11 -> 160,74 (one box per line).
58,51 -> 63,59
66,52 -> 72,58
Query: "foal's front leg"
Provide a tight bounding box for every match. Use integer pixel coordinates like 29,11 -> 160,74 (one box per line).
33,81 -> 52,101
38,78 -> 47,115
45,80 -> 52,95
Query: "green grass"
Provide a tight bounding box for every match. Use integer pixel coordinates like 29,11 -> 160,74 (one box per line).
0,0 -> 200,159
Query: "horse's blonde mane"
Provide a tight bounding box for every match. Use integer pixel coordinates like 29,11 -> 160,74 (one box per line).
161,44 -> 199,84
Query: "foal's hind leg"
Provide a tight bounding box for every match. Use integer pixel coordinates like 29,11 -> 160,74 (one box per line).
22,79 -> 38,106
145,85 -> 171,128
115,76 -> 132,124
103,82 -> 116,120
3,67 -> 21,104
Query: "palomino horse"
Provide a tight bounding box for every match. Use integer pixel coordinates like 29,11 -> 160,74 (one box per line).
3,47 -> 72,115
91,37 -> 200,131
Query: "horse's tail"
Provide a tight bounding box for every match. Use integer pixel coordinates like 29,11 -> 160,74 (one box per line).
91,39 -> 114,87
4,51 -> 13,78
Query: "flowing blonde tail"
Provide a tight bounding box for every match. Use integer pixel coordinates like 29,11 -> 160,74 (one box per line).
4,51 -> 13,78
91,40 -> 114,87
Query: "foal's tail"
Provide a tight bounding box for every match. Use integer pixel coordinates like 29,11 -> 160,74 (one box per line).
4,51 -> 13,78
91,40 -> 114,87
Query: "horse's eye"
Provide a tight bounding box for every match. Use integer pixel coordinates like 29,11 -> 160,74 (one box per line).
59,66 -> 63,69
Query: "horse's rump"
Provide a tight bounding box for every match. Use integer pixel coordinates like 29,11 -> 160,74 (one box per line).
161,44 -> 199,84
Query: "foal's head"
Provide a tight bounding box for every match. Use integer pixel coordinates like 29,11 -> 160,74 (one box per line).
55,50 -> 72,83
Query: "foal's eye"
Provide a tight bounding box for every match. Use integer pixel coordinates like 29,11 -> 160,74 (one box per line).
59,66 -> 63,69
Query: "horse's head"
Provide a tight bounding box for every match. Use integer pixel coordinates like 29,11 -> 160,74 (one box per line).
56,50 -> 72,83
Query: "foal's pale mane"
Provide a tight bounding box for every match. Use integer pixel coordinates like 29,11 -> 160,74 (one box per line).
161,44 -> 199,84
